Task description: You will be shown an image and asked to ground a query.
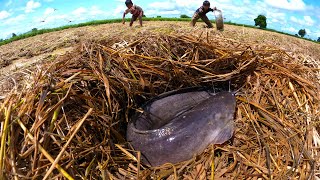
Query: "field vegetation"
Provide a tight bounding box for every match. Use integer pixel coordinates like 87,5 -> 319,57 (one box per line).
1,17 -> 319,46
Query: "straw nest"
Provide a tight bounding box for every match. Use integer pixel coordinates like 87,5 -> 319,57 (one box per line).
1,29 -> 320,179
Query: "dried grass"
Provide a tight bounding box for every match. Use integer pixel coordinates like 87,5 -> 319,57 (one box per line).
1,29 -> 319,179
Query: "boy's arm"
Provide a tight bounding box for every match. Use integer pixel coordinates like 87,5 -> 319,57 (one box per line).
122,10 -> 129,24
122,13 -> 126,24
209,7 -> 217,12
193,7 -> 201,16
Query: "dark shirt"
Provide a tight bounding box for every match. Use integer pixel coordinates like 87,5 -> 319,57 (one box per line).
195,6 -> 214,15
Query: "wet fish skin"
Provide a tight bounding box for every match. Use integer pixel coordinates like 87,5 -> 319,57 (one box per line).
127,91 -> 236,166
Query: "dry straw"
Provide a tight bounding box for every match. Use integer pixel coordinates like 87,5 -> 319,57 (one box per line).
0,29 -> 319,179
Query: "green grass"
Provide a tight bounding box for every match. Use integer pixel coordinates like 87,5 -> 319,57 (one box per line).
0,17 -> 319,46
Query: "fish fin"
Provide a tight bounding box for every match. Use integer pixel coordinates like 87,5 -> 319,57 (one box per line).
214,122 -> 234,144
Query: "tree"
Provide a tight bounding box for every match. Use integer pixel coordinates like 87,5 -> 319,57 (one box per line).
298,29 -> 306,38
0,39 -> 3,42
31,28 -> 38,32
317,37 -> 320,42
180,14 -> 190,18
254,15 -> 267,29
12,33 -> 17,37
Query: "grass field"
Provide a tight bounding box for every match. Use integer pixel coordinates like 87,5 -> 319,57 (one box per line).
1,17 -> 319,46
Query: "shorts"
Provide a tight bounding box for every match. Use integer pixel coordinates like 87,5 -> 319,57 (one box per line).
191,13 -> 213,28
131,11 -> 143,23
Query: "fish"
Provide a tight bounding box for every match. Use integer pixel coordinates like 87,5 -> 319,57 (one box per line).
126,88 -> 236,167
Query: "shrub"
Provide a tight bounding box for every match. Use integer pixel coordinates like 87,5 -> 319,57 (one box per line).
298,29 -> 306,38
254,15 -> 267,29
180,14 -> 190,18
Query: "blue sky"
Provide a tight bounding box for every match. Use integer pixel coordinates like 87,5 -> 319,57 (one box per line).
0,0 -> 319,40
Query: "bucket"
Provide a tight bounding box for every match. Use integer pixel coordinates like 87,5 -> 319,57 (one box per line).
214,10 -> 224,31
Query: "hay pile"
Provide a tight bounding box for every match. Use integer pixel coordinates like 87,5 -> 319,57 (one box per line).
1,29 -> 320,179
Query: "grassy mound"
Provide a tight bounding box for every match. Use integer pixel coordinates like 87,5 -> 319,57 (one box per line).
1,29 -> 319,179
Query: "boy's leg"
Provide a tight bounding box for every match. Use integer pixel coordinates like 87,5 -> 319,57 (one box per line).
190,13 -> 200,27
138,11 -> 143,26
200,15 -> 213,28
130,15 -> 138,26
138,16 -> 142,26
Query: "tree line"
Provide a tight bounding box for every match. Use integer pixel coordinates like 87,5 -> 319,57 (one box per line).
254,15 -> 319,42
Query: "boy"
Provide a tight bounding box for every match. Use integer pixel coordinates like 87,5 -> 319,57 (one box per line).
122,0 -> 144,27
191,1 -> 218,28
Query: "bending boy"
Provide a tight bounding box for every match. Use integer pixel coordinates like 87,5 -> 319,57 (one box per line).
122,0 -> 144,27
191,1 -> 218,28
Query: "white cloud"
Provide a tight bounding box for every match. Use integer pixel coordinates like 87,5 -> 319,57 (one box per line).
290,16 -> 305,26
72,7 -> 87,17
175,0 -> 199,7
35,5 -> 111,24
290,16 -> 300,23
146,9 -> 181,16
148,2 -> 176,10
290,16 -> 315,26
264,0 -> 306,10
144,0 -> 200,18
25,0 -> 41,13
5,0 -> 13,7
160,10 -> 181,15
305,28 -> 310,34
267,12 -> 286,24
89,6 -> 109,17
0,11 -> 11,20
35,14 -> 69,26
65,6 -> 111,21
44,7 -> 56,16
217,1 -> 263,22
113,5 -> 124,16
2,14 -> 26,25
303,16 -> 315,26
146,0 -> 198,17
215,0 -> 232,2
282,26 -> 298,33
268,12 -> 286,20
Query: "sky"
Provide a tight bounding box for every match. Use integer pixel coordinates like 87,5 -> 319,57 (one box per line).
0,0 -> 320,40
